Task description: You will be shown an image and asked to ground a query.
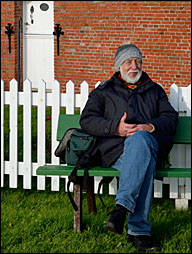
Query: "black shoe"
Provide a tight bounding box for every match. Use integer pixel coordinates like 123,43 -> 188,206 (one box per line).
103,205 -> 127,235
128,234 -> 161,252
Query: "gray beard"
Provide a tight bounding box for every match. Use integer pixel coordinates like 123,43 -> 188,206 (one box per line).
120,68 -> 142,84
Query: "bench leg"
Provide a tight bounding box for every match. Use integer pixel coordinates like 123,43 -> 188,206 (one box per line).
86,177 -> 97,214
74,182 -> 82,232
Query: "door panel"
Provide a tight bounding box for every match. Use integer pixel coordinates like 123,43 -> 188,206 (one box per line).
23,1 -> 54,89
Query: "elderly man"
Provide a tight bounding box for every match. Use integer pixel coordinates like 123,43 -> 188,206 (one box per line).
80,44 -> 178,252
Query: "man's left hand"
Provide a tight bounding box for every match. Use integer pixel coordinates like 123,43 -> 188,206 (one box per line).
125,124 -> 154,137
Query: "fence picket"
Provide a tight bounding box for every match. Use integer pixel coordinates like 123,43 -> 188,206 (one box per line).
37,80 -> 46,190
9,79 -> 18,188
169,83 -> 179,111
23,79 -> 32,189
66,80 -> 75,114
169,83 -> 180,198
154,179 -> 163,198
80,81 -> 89,113
185,178 -> 191,200
1,80 -> 5,187
95,81 -> 101,88
109,177 -> 118,195
180,85 -> 191,201
51,80 -> 60,191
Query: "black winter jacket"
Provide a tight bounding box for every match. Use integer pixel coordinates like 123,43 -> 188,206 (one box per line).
80,71 -> 178,168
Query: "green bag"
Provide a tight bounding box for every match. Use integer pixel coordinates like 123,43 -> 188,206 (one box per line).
55,128 -> 95,165
66,129 -> 95,166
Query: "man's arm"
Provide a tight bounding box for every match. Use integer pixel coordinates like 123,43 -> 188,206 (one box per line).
146,85 -> 178,136
80,90 -> 119,137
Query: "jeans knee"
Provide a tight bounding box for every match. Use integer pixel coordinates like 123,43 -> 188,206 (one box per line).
135,131 -> 152,142
125,131 -> 149,143
124,131 -> 158,151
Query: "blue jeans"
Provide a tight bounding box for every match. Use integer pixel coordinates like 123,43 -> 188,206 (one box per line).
112,131 -> 159,236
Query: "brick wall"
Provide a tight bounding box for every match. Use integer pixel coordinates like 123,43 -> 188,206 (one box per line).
1,1 -> 23,90
1,1 -> 191,94
54,1 -> 191,94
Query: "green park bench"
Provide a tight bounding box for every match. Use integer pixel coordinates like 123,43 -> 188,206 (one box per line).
36,114 -> 191,232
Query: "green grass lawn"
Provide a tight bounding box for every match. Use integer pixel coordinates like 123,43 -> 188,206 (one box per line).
1,175 -> 191,253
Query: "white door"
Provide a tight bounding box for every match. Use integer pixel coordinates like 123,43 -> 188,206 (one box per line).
23,1 -> 54,89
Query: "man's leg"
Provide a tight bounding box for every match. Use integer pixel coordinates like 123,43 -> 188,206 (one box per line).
104,131 -> 161,251
104,131 -> 158,234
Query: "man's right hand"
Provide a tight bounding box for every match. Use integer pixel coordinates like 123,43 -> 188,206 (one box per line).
115,112 -> 137,137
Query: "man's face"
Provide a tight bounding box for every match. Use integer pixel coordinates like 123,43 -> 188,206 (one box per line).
120,58 -> 142,84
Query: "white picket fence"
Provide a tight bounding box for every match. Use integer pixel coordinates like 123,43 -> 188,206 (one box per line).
1,79 -> 191,209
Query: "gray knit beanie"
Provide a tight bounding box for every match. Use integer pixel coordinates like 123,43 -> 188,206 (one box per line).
115,44 -> 142,69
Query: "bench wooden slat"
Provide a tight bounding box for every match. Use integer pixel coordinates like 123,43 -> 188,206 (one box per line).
36,165 -> 191,178
36,165 -> 120,177
172,116 -> 191,144
57,114 -> 80,141
155,168 -> 191,178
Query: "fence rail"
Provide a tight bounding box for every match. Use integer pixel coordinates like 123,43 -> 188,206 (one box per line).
1,79 -> 191,209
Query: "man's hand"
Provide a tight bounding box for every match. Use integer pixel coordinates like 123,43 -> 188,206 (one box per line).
116,112 -> 154,137
115,112 -> 137,137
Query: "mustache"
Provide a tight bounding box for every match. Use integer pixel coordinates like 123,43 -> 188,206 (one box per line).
127,70 -> 139,74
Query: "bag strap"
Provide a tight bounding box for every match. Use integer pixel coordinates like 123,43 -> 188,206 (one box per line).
68,164 -> 79,183
67,171 -> 114,211
97,177 -> 114,209
67,135 -> 98,211
82,166 -> 89,192
67,165 -> 80,211
67,165 -> 90,211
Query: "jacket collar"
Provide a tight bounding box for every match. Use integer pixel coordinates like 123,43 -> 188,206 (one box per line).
111,71 -> 155,92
